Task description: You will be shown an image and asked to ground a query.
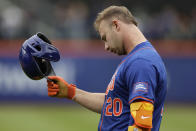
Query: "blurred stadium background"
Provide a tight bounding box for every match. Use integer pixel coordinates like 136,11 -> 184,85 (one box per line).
0,0 -> 196,131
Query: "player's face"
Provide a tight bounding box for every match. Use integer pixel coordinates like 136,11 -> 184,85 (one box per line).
99,20 -> 126,55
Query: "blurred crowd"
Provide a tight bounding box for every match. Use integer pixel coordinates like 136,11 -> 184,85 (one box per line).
0,0 -> 195,40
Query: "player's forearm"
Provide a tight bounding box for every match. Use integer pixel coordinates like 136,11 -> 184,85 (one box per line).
72,88 -> 105,114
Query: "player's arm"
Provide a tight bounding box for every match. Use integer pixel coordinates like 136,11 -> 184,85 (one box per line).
47,76 -> 105,114
128,100 -> 153,131
73,88 -> 105,113
124,59 -> 156,131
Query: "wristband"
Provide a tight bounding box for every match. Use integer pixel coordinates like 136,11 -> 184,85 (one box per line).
67,84 -> 76,99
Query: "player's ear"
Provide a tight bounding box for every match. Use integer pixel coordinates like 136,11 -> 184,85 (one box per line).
112,20 -> 120,32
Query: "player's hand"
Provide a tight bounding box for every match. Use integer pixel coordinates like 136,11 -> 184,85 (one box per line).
47,76 -> 76,99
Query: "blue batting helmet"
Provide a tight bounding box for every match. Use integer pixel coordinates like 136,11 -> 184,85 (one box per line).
19,32 -> 60,80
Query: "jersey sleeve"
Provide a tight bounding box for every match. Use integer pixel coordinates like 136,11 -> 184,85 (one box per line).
124,59 -> 157,104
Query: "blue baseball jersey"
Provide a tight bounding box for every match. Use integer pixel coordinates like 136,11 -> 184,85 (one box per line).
98,41 -> 167,131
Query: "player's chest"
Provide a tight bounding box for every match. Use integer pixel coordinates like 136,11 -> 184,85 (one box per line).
103,67 -> 129,117
105,66 -> 128,98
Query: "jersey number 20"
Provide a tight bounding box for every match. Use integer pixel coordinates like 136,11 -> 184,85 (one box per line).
105,97 -> 123,116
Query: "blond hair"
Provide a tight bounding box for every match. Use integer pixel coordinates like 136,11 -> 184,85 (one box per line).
94,6 -> 137,31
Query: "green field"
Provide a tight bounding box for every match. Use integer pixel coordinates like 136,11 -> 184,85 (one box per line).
0,104 -> 195,131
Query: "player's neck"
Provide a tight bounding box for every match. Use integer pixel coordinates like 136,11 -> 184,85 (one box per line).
123,25 -> 147,54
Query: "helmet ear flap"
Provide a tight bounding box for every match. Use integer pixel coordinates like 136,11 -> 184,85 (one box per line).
19,48 -> 45,80
33,57 -> 53,77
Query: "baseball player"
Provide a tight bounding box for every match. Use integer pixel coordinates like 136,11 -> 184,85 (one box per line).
47,6 -> 167,131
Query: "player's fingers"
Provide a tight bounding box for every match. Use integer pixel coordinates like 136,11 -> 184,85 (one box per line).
47,82 -> 58,87
48,88 -> 59,92
47,82 -> 53,86
47,84 -> 53,88
53,84 -> 59,89
48,92 -> 57,96
47,80 -> 54,85
48,84 -> 59,89
48,86 -> 58,90
48,76 -> 61,81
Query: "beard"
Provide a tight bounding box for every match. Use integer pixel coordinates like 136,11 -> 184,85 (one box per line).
106,39 -> 127,55
114,45 -> 127,56
108,45 -> 127,56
